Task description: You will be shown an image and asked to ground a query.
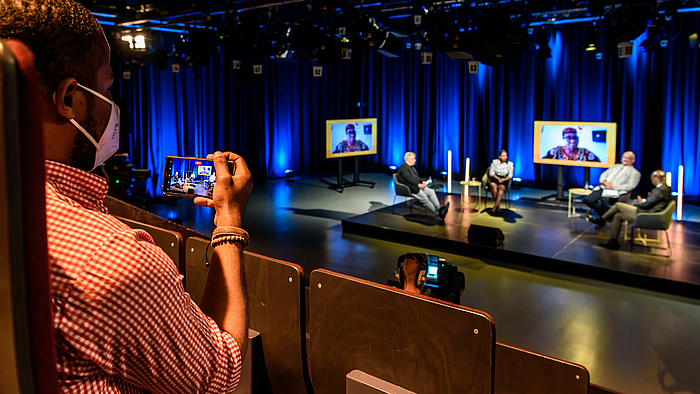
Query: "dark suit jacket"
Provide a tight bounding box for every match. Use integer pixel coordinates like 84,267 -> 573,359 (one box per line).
397,163 -> 422,194
637,184 -> 672,212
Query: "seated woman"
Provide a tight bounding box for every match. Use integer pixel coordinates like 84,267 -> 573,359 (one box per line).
488,149 -> 514,213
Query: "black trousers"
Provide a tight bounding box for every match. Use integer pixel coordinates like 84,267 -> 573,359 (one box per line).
583,189 -> 619,217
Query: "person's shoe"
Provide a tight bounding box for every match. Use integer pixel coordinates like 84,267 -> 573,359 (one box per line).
586,215 -> 605,229
599,239 -> 620,250
438,202 -> 450,219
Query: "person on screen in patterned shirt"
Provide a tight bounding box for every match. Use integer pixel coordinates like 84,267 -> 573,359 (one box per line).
332,123 -> 370,153
0,1 -> 252,393
543,127 -> 601,162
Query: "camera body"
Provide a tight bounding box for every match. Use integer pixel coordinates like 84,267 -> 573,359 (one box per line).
394,253 -> 465,304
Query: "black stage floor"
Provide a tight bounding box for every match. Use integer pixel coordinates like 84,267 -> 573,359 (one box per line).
342,194 -> 700,299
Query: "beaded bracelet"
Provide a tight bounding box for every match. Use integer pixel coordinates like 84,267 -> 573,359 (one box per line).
205,226 -> 250,267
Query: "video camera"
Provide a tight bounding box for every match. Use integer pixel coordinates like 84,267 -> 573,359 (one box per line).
392,253 -> 465,304
423,255 -> 465,304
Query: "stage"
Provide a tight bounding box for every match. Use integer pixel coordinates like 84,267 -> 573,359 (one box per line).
342,192 -> 700,299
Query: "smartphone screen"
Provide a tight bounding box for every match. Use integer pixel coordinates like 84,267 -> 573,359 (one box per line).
162,156 -> 234,198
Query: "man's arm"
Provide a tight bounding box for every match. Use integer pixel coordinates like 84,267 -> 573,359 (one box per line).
195,152 -> 253,357
615,168 -> 641,192
636,187 -> 667,211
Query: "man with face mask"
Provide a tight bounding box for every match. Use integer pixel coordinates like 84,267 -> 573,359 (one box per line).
1,1 -> 252,393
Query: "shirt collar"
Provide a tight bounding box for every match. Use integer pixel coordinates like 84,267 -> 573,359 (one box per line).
656,182 -> 663,188
45,160 -> 109,214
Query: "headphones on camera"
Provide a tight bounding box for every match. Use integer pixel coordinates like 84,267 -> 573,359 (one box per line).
396,252 -> 429,290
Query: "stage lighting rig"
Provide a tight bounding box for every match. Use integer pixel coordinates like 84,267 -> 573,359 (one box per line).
641,23 -> 670,51
535,28 -> 552,59
173,35 -> 192,66
581,23 -> 600,52
690,33 -> 699,49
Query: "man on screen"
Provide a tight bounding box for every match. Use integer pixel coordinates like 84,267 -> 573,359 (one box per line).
332,123 -> 369,153
543,127 -> 601,162
397,152 -> 449,219
584,151 -> 641,221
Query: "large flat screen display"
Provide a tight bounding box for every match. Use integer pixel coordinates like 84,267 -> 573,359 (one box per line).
533,121 -> 617,168
326,118 -> 378,158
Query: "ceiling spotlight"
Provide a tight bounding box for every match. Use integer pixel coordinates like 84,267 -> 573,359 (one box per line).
121,33 -> 146,51
535,31 -> 551,59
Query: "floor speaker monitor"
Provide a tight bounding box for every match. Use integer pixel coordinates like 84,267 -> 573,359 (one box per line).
468,224 -> 504,247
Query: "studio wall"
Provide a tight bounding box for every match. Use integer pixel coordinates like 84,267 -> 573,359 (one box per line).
116,13 -> 699,200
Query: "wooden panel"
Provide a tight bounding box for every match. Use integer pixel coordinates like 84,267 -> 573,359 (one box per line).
118,217 -> 183,272
495,342 -> 589,394
244,252 -> 310,394
309,269 -> 495,394
184,237 -> 211,304
0,38 -> 21,394
589,383 -> 625,394
184,243 -> 311,394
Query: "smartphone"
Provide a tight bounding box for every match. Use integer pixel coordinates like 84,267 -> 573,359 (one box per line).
162,156 -> 234,198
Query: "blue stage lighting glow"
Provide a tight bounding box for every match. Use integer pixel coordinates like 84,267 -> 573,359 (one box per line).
96,20 -> 116,26
440,171 -> 448,176
389,165 -> 397,170
513,177 -> 522,182
92,12 -> 116,18
150,27 -> 186,33
285,169 -> 293,174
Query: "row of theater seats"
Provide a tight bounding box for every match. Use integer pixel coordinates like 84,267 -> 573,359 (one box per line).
2,38 -> 622,394
110,201 -> 623,394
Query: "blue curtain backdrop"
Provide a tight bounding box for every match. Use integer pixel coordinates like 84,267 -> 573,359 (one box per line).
116,13 -> 699,200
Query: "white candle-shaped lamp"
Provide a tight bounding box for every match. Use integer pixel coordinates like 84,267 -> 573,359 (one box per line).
666,171 -> 672,188
466,158 -> 470,182
678,165 -> 684,221
465,157 -> 470,195
447,150 -> 452,194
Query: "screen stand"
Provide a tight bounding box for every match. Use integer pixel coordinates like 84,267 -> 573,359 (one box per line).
583,167 -> 591,189
540,166 -> 567,201
329,157 -> 376,193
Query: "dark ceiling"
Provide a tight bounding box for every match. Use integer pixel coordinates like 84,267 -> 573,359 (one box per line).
80,0 -> 699,68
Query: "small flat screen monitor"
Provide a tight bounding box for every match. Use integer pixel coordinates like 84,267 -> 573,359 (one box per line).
533,120 -> 617,168
326,118 -> 378,158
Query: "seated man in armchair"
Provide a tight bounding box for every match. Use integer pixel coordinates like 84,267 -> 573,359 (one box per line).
585,151 -> 641,221
397,152 -> 449,219
591,170 -> 672,250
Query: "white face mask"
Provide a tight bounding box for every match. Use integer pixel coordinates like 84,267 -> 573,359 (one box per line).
58,83 -> 121,171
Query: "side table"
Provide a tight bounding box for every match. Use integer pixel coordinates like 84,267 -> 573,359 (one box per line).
460,180 -> 482,209
568,188 -> 592,218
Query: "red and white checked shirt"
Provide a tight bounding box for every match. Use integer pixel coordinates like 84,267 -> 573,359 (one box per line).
45,160 -> 242,393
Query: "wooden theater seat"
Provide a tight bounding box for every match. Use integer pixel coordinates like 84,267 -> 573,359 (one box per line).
185,238 -> 312,394
308,269 -> 496,394
0,39 -> 59,393
494,342 -> 589,394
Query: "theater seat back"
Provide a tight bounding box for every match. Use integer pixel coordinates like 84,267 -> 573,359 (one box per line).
0,39 -> 59,394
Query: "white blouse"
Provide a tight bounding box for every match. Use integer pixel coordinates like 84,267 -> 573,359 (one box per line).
489,159 -> 514,178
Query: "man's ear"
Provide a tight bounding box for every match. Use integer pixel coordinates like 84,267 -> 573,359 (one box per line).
53,78 -> 79,120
